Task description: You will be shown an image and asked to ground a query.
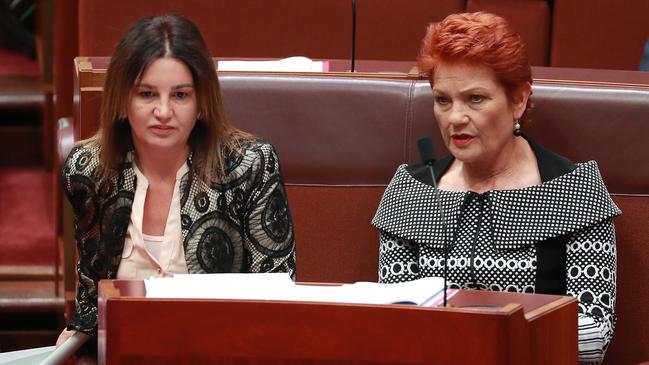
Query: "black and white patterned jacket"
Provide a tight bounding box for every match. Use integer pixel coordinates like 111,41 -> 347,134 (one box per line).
372,137 -> 620,365
62,140 -> 296,335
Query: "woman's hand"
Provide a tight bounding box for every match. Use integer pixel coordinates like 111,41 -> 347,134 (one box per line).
56,328 -> 77,348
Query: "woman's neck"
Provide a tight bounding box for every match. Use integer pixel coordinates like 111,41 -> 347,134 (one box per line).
445,138 -> 540,193
134,144 -> 189,183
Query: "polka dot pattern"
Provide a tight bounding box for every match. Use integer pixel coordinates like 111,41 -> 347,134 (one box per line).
373,161 -> 620,364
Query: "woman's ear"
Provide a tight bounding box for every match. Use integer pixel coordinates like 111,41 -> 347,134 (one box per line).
513,82 -> 532,119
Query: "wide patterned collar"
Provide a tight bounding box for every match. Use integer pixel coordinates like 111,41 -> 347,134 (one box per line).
372,161 -> 620,249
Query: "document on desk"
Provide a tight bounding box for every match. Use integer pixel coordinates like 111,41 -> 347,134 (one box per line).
37,332 -> 90,365
217,56 -> 328,72
145,274 -> 445,306
0,331 -> 89,365
145,272 -> 294,300
345,277 -> 445,305
0,346 -> 53,364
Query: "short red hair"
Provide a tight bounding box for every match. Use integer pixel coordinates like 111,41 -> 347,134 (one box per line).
418,12 -> 533,120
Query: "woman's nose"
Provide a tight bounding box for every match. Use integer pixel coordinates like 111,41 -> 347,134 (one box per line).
154,100 -> 172,119
448,103 -> 468,125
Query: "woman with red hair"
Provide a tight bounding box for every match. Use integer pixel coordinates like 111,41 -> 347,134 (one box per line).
373,12 -> 619,364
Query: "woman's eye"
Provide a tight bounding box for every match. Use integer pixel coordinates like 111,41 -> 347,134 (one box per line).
470,94 -> 484,103
138,91 -> 154,98
173,91 -> 188,99
435,96 -> 449,105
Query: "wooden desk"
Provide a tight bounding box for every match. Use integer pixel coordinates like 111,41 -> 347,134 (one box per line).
98,280 -> 577,365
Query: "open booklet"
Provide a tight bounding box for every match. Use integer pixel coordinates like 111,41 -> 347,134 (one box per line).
144,273 -> 451,306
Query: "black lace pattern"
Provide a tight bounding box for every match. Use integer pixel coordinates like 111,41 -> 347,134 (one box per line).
62,141 -> 296,335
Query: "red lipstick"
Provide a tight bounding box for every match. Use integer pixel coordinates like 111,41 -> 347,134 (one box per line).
451,133 -> 474,147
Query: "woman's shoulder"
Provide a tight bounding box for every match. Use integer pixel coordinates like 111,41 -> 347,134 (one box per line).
551,159 -> 612,197
238,139 -> 278,157
209,139 -> 282,190
404,155 -> 454,186
231,139 -> 280,165
371,163 -> 464,244
62,141 -> 101,178
60,141 -> 103,197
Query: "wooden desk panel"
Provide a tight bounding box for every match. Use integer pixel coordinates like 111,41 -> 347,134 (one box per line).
98,280 -> 577,365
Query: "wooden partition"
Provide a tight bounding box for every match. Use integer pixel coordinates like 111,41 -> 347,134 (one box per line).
98,280 -> 577,365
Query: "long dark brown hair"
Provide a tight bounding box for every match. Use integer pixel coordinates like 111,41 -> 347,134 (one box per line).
89,14 -> 251,185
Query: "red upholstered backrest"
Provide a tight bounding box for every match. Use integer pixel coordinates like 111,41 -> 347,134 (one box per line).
218,75 -> 418,283
286,186 -> 384,283
525,82 -> 649,194
608,195 -> 649,365
219,75 -> 413,185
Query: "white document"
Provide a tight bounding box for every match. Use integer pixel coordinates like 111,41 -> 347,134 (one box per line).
145,273 -> 444,306
217,56 -> 327,72
37,332 -> 90,365
145,272 -> 294,299
344,277 -> 445,305
0,347 -> 53,365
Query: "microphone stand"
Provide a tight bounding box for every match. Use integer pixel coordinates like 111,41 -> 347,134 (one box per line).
418,137 -> 448,308
425,162 -> 448,307
350,0 -> 356,72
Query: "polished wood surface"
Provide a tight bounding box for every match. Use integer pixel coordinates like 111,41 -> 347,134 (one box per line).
98,280 -> 577,365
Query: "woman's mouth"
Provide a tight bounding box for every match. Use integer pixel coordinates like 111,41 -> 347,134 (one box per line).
451,133 -> 475,147
150,125 -> 174,136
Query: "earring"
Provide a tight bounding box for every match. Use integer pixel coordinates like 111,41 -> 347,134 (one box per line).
196,112 -> 203,121
513,119 -> 522,137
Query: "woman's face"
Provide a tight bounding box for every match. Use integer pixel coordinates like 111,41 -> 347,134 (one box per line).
432,61 -> 528,165
127,57 -> 198,154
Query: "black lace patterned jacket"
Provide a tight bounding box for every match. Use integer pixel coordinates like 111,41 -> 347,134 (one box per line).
61,140 -> 296,335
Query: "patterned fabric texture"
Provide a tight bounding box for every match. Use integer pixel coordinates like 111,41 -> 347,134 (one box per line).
373,147 -> 620,365
61,140 -> 296,334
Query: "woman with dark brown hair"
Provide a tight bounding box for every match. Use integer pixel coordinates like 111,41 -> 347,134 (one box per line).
57,14 -> 295,345
373,12 -> 619,364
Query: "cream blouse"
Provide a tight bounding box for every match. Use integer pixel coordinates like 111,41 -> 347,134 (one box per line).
116,162 -> 189,279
